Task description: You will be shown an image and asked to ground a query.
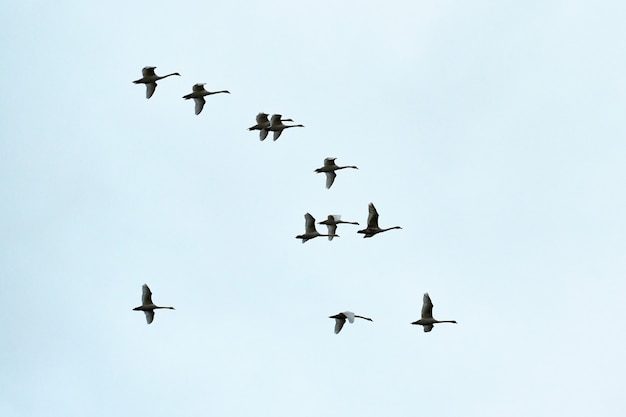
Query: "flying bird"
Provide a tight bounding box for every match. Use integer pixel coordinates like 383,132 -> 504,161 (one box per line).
133,66 -> 180,99
411,293 -> 457,332
314,157 -> 358,189
133,284 -> 175,324
318,215 -> 359,240
183,83 -> 230,115
295,213 -> 337,243
357,202 -> 402,238
329,311 -> 373,334
267,114 -> 304,141
248,113 -> 293,141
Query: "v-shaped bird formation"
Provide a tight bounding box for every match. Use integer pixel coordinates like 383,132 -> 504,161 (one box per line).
131,65 -> 456,335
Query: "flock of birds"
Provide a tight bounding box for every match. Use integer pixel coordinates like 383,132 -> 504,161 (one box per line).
131,66 -> 458,334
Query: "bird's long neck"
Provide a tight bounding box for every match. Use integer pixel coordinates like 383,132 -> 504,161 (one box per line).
284,124 -> 304,129
208,90 -> 230,95
435,320 -> 456,324
159,73 -> 180,80
355,315 -> 372,321
382,226 -> 401,232
337,165 -> 358,170
154,306 -> 175,310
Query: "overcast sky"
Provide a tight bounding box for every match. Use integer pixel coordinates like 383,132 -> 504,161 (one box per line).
1,1 -> 626,416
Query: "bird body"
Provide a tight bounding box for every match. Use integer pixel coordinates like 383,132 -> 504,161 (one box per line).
411,293 -> 457,332
314,157 -> 358,189
133,284 -> 175,324
295,213 -> 337,243
357,202 -> 402,238
329,311 -> 373,334
183,83 -> 230,115
318,215 -> 359,240
133,66 -> 180,99
266,114 -> 304,141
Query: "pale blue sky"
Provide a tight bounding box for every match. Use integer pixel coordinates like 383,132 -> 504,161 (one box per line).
1,1 -> 626,416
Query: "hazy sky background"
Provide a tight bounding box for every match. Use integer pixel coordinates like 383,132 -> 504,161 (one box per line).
1,1 -> 626,416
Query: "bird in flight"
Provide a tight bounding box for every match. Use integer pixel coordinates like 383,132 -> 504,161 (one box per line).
133,284 -> 175,324
133,66 -> 180,99
411,293 -> 457,332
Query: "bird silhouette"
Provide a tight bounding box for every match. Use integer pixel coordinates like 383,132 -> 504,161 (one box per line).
411,293 -> 457,332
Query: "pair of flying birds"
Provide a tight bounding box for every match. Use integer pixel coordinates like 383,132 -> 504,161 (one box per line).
330,292 -> 457,334
133,284 -> 456,333
247,112 -> 305,141
133,66 -> 230,115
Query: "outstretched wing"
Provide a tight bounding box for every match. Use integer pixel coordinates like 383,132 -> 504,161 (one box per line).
269,114 -> 282,126
367,203 -> 379,228
142,66 -> 156,77
304,213 -> 317,234
325,172 -> 336,189
144,310 -> 155,324
334,318 -> 346,334
259,129 -> 268,141
194,97 -> 206,115
141,284 -> 153,305
421,293 -> 434,319
343,311 -> 355,323
146,82 -> 157,99
423,324 -> 433,332
273,130 -> 283,141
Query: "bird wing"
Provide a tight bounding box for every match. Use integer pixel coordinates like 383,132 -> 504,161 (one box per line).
421,293 -> 434,319
194,97 -> 206,115
367,203 -> 379,228
146,82 -> 157,99
423,324 -> 433,332
325,172 -> 336,189
193,83 -> 206,92
334,318 -> 346,334
330,214 -> 341,221
144,310 -> 154,324
304,213 -> 317,234
141,284 -> 153,305
273,130 -> 283,141
343,311 -> 355,323
142,67 -> 156,77
269,114 -> 282,126
324,157 -> 335,167
256,113 -> 269,124
259,129 -> 268,141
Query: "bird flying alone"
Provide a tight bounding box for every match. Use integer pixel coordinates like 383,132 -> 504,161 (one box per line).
133,66 -> 180,99
314,157 -> 358,189
411,293 -> 457,332
295,213 -> 337,243
329,311 -> 373,334
133,284 -> 175,324
266,114 -> 304,141
357,202 -> 402,238
183,83 -> 230,115
318,215 -> 359,240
